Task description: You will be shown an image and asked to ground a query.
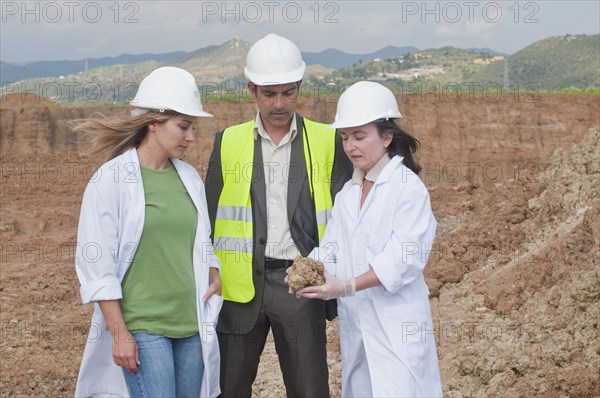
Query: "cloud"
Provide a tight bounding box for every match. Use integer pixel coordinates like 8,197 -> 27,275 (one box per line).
433,18 -> 496,41
435,25 -> 459,37
466,19 -> 496,38
1,1 -> 598,62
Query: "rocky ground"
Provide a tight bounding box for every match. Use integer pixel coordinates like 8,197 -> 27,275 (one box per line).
0,94 -> 598,397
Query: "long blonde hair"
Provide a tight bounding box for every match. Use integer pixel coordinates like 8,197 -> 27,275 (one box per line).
70,110 -> 179,162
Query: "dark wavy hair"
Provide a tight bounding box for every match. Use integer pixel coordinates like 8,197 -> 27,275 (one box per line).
373,118 -> 422,175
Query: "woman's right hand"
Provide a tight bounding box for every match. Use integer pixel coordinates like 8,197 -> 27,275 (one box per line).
111,330 -> 140,375
202,267 -> 222,301
98,300 -> 140,375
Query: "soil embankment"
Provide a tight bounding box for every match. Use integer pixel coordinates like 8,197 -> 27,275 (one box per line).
1,93 -> 598,396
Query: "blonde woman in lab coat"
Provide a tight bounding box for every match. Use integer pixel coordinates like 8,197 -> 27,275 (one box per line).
297,81 -> 443,397
72,67 -> 223,398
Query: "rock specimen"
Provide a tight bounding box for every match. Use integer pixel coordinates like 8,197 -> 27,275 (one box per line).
286,256 -> 326,292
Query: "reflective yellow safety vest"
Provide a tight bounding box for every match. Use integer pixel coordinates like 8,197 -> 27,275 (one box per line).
214,118 -> 336,303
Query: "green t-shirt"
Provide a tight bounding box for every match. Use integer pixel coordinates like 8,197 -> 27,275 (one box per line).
120,165 -> 199,338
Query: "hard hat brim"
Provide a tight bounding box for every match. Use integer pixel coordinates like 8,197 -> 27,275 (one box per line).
176,108 -> 213,118
244,62 -> 305,86
329,112 -> 402,129
129,102 -> 213,118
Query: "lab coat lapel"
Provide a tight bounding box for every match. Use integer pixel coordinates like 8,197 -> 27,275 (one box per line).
355,156 -> 400,226
342,183 -> 362,229
357,180 -> 381,224
120,149 -> 145,280
356,185 -> 375,226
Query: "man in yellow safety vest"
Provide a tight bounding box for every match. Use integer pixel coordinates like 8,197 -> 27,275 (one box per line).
205,33 -> 352,397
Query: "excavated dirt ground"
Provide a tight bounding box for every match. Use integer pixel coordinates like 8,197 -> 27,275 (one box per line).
0,93 -> 599,397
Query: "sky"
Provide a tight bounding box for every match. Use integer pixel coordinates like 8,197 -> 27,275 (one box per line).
1,0 -> 599,63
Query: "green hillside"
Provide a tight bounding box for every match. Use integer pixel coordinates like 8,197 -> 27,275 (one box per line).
2,34 -> 598,105
322,47 -> 497,88
470,34 -> 600,90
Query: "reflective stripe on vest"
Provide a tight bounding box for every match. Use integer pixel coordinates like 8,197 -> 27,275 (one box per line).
215,118 -> 336,303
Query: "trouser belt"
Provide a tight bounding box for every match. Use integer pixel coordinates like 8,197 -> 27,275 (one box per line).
264,257 -> 294,270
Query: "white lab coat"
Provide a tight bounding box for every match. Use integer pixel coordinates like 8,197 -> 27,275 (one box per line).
312,155 -> 443,397
74,148 -> 223,398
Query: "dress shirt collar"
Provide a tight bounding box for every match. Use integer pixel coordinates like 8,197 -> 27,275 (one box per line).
351,153 -> 392,185
253,112 -> 298,143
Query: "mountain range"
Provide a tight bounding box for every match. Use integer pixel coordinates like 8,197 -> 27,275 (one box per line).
1,34 -> 597,104
2,41 -> 492,85
1,52 -> 187,85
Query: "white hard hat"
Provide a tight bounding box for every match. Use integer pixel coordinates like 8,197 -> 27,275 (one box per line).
130,66 -> 212,117
329,81 -> 402,129
244,33 -> 306,86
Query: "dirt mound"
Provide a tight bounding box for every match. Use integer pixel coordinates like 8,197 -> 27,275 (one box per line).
429,128 -> 599,397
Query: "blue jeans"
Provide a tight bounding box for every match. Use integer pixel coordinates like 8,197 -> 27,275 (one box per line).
122,332 -> 204,398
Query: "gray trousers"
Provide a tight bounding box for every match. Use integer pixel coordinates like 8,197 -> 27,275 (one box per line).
218,268 -> 330,398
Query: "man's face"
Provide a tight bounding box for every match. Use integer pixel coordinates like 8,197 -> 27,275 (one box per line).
248,81 -> 301,133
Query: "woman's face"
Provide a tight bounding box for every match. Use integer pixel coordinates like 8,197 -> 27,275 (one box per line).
150,114 -> 198,159
340,123 -> 391,172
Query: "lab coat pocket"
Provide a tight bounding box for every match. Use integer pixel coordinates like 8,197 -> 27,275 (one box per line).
204,294 -> 224,322
338,313 -> 350,364
199,294 -> 223,398
383,302 -> 429,359
337,303 -> 356,365
200,294 -> 223,343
